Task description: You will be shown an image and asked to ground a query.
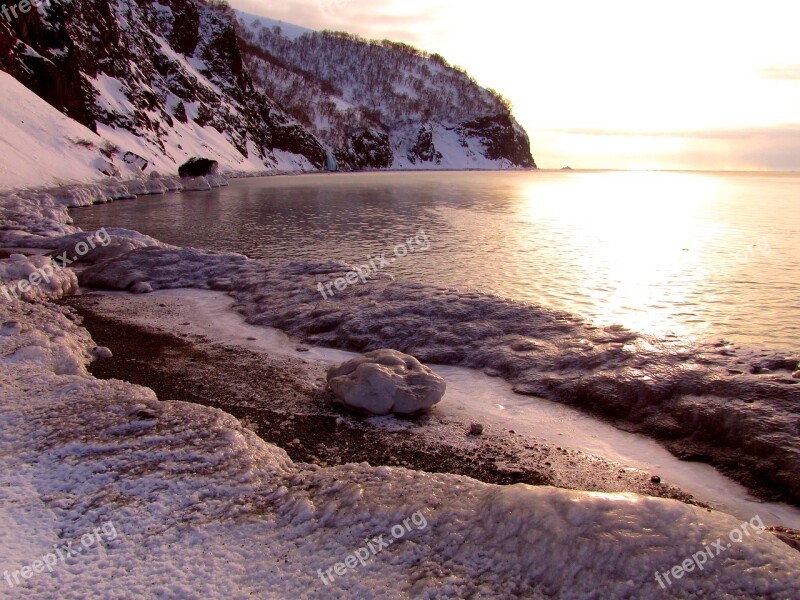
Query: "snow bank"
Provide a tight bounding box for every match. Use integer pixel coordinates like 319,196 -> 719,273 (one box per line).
1,298 -> 799,598
78,247 -> 800,504
0,255 -> 78,303
52,228 -> 172,265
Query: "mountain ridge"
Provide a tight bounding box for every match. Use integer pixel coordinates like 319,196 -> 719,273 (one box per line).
0,0 -> 534,189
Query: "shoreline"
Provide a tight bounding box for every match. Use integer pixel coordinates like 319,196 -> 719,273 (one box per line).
62,291 -> 700,503
4,171 -> 799,508
58,288 -> 800,533
3,177 -> 800,596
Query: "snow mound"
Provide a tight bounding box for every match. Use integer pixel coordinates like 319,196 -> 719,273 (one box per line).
1,298 -> 799,598
51,229 -> 172,265
0,255 -> 79,303
327,349 -> 446,415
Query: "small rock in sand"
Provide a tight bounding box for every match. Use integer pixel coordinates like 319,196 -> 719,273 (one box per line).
131,281 -> 153,294
650,475 -> 661,484
92,346 -> 113,359
327,349 -> 446,416
470,423 -> 484,435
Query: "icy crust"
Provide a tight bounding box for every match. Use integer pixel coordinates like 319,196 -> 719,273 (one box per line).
2,300 -> 800,598
80,248 -> 800,504
0,176 -> 213,247
0,255 -> 79,302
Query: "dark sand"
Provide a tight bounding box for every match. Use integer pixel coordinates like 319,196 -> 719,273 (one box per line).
62,292 -> 707,505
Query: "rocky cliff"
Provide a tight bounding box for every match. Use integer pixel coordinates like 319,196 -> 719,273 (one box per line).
238,16 -> 536,171
0,0 -> 535,187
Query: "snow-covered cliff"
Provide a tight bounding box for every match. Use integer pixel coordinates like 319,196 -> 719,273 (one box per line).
237,15 -> 536,171
0,0 -> 534,190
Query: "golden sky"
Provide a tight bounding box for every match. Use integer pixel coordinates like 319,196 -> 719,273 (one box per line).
231,0 -> 800,171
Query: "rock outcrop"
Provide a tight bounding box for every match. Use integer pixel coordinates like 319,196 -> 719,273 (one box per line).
0,0 -> 326,178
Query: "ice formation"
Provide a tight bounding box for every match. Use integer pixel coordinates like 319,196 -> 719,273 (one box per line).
327,349 -> 446,415
1,298 -> 799,598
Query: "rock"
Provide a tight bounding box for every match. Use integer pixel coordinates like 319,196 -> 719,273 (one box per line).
178,157 -> 219,178
407,124 -> 442,165
134,410 -> 157,421
122,151 -> 149,172
793,371 -> 800,380
333,129 -> 393,170
93,157 -> 120,177
470,423 -> 484,435
92,346 -> 113,359
650,475 -> 661,484
130,281 -> 153,294
327,349 -> 446,415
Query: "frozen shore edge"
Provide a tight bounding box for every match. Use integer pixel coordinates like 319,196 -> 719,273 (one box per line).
2,176 -> 800,597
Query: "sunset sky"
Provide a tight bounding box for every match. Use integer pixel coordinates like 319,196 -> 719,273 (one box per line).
230,0 -> 800,171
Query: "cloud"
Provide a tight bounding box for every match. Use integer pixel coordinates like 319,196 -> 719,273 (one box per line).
757,64 -> 800,81
535,124 -> 800,140
531,125 -> 800,171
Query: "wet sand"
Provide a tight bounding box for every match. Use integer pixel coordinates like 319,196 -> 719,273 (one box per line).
62,291 -> 707,505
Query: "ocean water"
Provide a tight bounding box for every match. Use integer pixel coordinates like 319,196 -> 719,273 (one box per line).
73,170 -> 800,349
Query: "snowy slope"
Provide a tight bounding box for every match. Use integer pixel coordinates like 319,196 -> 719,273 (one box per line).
0,71 -> 111,190
237,15 -> 536,170
0,0 -> 325,191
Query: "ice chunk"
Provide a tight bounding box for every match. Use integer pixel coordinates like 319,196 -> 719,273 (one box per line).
327,349 -> 446,415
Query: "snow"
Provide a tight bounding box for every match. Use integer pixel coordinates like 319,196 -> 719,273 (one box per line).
0,254 -> 78,302
327,349 -> 446,415
1,298 -> 799,598
0,71 -> 112,190
390,122 -> 515,171
0,60 -> 312,192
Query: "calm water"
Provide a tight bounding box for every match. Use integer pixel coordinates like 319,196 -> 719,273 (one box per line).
74,171 -> 800,349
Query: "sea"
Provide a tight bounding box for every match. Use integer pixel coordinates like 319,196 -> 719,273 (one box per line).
74,170 -> 800,349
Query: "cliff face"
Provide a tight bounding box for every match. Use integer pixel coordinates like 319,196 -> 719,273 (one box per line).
0,1 -> 535,185
237,17 -> 536,171
0,0 -> 326,178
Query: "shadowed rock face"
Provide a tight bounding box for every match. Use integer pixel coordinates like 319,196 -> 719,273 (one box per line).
334,129 -> 394,170
408,125 -> 442,165
179,158 -> 219,178
0,0 -> 326,169
461,114 -> 536,168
